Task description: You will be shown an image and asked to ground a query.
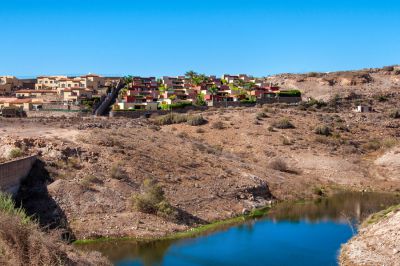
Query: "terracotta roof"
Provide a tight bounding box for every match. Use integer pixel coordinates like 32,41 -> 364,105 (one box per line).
0,98 -> 18,103
16,90 -> 57,94
0,98 -> 32,104
11,99 -> 32,104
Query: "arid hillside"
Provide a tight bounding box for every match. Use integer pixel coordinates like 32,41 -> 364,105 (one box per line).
1,81 -> 399,240
267,65 -> 400,100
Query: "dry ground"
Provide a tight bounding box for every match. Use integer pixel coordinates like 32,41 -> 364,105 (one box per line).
1,96 -> 399,240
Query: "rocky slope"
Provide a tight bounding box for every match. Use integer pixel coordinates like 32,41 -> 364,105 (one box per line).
340,205 -> 400,266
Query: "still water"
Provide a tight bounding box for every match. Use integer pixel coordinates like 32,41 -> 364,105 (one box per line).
78,192 -> 400,266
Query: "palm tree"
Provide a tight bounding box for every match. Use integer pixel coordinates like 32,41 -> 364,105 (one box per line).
208,85 -> 219,103
123,75 -> 133,89
185,71 -> 198,85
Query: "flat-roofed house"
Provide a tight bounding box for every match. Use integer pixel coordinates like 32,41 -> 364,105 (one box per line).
35,76 -> 66,90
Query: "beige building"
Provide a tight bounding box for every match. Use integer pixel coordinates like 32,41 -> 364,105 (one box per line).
15,89 -> 61,101
0,76 -> 22,96
35,74 -> 105,91
62,88 -> 93,103
0,98 -> 32,111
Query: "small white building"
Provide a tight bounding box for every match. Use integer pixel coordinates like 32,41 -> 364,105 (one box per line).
356,105 -> 371,113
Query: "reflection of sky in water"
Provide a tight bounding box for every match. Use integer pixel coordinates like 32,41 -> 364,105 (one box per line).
81,192 -> 400,266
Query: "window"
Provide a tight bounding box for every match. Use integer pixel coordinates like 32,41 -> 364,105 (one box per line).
68,84 -> 71,87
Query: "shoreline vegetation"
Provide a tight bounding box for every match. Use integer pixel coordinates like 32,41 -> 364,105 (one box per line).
74,190 -> 400,246
74,206 -> 270,245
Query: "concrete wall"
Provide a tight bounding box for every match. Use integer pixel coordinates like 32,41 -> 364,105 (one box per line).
0,156 -> 37,195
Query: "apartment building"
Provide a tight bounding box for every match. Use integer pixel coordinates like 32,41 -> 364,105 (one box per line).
0,76 -> 23,96
36,74 -> 105,91
161,76 -> 190,90
128,77 -> 158,98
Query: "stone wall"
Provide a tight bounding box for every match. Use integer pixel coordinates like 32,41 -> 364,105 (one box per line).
26,110 -> 90,118
0,155 -> 37,195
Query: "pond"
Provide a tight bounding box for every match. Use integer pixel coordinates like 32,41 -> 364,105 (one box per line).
77,192 -> 400,266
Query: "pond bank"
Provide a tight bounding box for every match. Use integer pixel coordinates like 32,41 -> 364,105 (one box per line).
76,192 -> 400,265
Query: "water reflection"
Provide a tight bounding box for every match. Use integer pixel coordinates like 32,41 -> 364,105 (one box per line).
77,192 -> 400,266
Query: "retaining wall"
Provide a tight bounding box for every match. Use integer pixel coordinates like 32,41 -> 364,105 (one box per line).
0,155 -> 37,195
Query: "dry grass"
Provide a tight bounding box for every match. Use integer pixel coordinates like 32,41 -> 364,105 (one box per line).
0,193 -> 110,266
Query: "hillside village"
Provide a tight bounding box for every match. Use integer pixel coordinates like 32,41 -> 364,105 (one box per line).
0,72 -> 302,117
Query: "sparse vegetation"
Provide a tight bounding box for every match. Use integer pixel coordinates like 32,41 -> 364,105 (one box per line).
363,139 -> 382,151
272,118 -> 295,129
0,192 -> 109,265
256,112 -> 268,120
7,148 -> 22,159
110,164 -> 128,180
132,179 -> 178,220
314,125 -> 332,136
187,115 -> 207,126
269,158 -> 289,172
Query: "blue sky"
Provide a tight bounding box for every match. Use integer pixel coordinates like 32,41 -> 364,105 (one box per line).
1,0 -> 399,77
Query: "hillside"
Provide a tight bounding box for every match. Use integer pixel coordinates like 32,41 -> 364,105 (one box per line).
340,205 -> 400,265
1,70 -> 399,241
267,65 -> 400,100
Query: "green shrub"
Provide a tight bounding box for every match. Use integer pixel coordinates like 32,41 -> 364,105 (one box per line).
300,98 -> 327,110
277,90 -> 301,97
187,115 -> 207,126
160,101 -> 192,110
314,125 -> 332,136
80,175 -> 101,189
272,118 -> 295,129
7,148 -> 22,159
0,193 -> 30,224
132,179 -> 178,219
155,113 -> 187,125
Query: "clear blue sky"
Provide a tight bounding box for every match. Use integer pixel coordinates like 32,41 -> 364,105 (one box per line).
1,0 -> 399,77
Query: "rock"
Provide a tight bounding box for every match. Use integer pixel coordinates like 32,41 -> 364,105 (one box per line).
242,208 -> 250,215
